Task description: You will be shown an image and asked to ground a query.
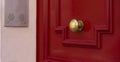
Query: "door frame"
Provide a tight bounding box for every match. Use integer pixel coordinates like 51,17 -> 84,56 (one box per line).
37,0 -> 49,61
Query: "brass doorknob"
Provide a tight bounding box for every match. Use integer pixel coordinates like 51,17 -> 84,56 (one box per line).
69,19 -> 84,32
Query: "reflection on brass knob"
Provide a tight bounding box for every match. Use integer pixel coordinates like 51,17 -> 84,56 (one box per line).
69,19 -> 84,32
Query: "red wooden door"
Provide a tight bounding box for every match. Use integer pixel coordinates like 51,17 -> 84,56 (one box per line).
37,0 -> 120,62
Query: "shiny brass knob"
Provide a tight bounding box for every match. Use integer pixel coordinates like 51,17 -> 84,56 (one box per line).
69,19 -> 84,32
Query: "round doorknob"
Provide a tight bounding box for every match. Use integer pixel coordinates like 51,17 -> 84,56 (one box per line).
69,19 -> 84,32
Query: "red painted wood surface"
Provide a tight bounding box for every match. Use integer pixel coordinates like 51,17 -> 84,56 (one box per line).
37,0 -> 120,62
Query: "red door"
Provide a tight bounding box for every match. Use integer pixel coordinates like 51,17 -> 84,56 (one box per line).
37,0 -> 120,62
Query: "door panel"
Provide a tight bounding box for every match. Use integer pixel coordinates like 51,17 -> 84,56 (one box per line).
37,0 -> 120,62
51,0 -> 111,48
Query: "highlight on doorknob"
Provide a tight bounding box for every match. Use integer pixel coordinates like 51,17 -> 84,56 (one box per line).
69,19 -> 84,32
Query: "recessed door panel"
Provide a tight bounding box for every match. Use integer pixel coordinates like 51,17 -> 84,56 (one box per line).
50,0 -> 109,48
